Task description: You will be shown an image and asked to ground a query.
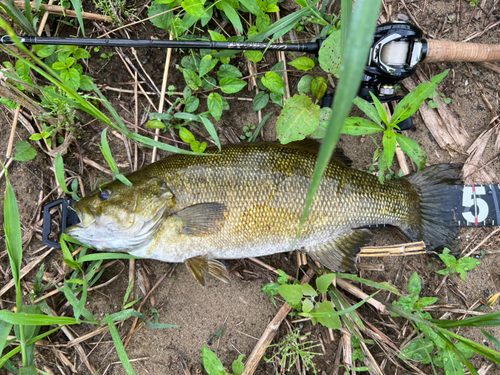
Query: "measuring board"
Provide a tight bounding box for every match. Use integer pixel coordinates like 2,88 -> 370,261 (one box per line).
42,185 -> 500,249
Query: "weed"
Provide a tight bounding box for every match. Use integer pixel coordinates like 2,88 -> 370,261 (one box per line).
264,328 -> 322,375
240,123 -> 256,140
390,271 -> 500,374
93,0 -> 137,25
202,346 -> 245,375
436,248 -> 481,280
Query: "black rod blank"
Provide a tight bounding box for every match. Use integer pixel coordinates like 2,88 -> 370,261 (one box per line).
1,35 -> 322,53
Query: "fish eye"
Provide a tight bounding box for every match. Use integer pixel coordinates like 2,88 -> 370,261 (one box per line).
99,190 -> 111,200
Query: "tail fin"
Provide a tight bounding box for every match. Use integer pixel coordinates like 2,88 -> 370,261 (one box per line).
399,164 -> 462,251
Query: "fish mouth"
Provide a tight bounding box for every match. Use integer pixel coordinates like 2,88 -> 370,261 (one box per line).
64,200 -> 170,251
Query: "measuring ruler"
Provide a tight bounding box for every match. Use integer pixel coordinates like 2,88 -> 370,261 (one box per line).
451,184 -> 500,227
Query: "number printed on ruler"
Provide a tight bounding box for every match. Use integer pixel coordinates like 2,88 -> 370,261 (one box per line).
462,185 -> 489,225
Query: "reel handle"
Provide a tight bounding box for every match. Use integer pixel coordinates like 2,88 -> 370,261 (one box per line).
424,39 -> 500,63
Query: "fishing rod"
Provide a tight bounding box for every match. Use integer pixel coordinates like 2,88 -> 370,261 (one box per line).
43,183 -> 500,249
3,21 -> 500,100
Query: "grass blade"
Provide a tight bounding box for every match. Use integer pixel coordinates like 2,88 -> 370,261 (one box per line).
55,152 -> 71,194
0,0 -> 36,34
0,311 -> 79,326
249,112 -> 274,142
77,253 -> 141,263
3,164 -> 23,310
106,313 -> 137,375
482,330 -> 500,351
200,116 -> 221,151
69,0 -> 85,37
340,0 -> 352,60
296,0 -> 382,244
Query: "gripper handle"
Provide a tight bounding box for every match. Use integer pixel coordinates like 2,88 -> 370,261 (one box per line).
424,39 -> 500,63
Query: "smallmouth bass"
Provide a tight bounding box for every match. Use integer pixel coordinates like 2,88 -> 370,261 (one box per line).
66,142 -> 461,285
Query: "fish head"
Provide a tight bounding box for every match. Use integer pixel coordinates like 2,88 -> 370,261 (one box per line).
65,177 -> 175,251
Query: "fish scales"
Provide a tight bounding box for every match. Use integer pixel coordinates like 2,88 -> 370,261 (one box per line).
66,142 -> 461,284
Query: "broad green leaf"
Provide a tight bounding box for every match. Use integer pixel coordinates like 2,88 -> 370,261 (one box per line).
180,127 -> 196,144
382,129 -> 397,169
182,0 -> 206,18
52,61 -> 67,70
289,57 -> 315,71
276,94 -> 319,144
310,107 -> 332,139
270,93 -> 283,107
208,30 -> 226,41
245,50 -> 263,63
297,75 -> 313,94
208,93 -> 223,121
79,75 -> 94,91
391,69 -> 449,126
457,257 -> 481,271
181,55 -> 200,70
12,141 -> 37,161
106,314 -> 137,375
60,68 -> 81,90
175,112 -> 201,122
217,64 -> 242,78
369,92 -> 389,125
55,152 -> 71,194
182,69 -> 202,90
253,91 -> 269,111
353,96 -> 382,126
239,0 -> 260,14
200,116 -> 221,150
220,0 -> 243,32
395,133 -> 426,170
33,44 -> 56,58
202,76 -> 217,90
261,71 -> 285,95
146,120 -> 166,129
278,284 -> 303,306
302,299 -> 314,313
342,117 -> 384,135
219,77 -> 246,94
199,55 -> 218,77
301,283 -> 318,297
74,48 -> 91,59
184,96 -> 199,112
202,346 -> 225,375
407,272 -> 422,297
416,297 -> 438,309
318,29 -> 341,77
256,12 -> 270,31
313,300 -> 341,329
311,76 -> 327,100
398,337 -> 435,362
232,354 -> 245,375
316,273 -> 336,293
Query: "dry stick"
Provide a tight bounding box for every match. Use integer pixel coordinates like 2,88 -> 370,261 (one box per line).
463,227 -> 500,257
123,270 -> 171,349
13,1 -> 112,21
335,277 -> 387,314
151,33 -> 173,163
48,307 -> 97,374
477,61 -> 500,75
37,0 -> 54,35
275,11 -> 291,101
0,248 -> 51,298
241,268 -> 315,375
98,7 -> 182,38
6,106 -> 20,158
358,241 -> 426,257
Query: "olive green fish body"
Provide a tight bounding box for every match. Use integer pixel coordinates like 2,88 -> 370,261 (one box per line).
66,142 -> 461,284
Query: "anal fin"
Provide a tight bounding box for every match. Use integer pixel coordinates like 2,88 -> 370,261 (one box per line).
304,229 -> 372,272
208,260 -> 230,284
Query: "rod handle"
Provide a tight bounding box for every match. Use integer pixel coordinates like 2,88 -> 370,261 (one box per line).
424,39 -> 500,63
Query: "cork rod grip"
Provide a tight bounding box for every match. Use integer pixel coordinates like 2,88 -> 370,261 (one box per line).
425,39 -> 500,63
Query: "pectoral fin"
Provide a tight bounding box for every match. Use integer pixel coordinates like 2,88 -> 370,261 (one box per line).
185,256 -> 230,285
304,229 -> 372,272
174,203 -> 227,236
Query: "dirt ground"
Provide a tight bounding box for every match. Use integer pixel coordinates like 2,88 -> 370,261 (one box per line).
1,0 -> 500,374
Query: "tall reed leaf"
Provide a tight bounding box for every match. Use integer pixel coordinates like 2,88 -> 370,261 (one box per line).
69,0 -> 85,37
3,166 -> 23,310
296,0 -> 382,242
340,0 -> 352,60
106,314 -> 137,375
0,0 -> 36,34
